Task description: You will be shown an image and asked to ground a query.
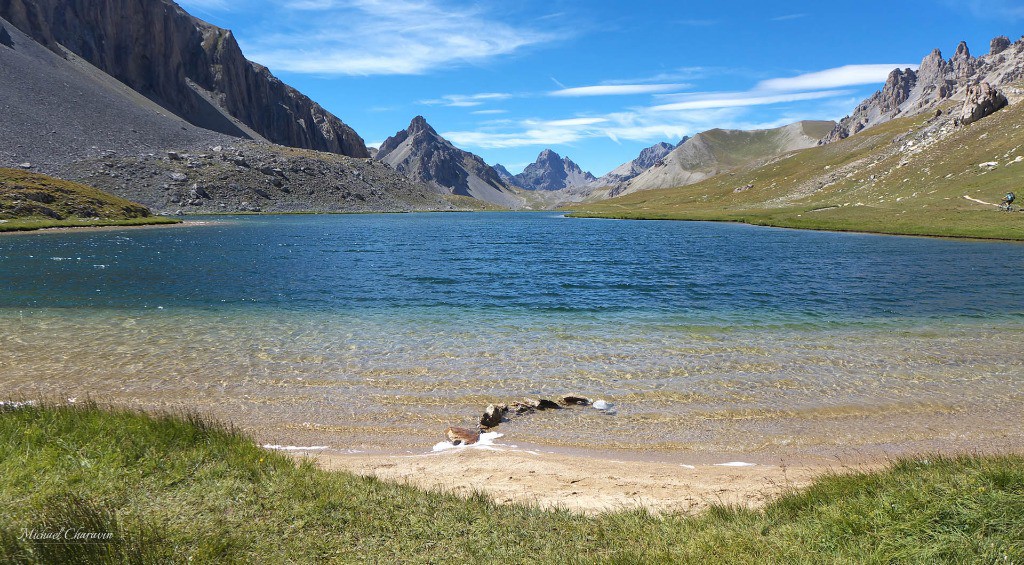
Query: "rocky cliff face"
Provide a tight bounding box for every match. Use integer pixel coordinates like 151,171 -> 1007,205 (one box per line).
0,0 -> 368,157
375,116 -> 522,208
822,36 -> 1024,143
514,150 -> 596,191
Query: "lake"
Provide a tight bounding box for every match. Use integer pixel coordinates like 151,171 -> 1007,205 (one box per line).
2,213 -> 1023,462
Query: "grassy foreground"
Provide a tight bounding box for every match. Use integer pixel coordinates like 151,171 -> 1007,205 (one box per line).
0,168 -> 179,232
1,403 -> 1022,562
570,97 -> 1024,240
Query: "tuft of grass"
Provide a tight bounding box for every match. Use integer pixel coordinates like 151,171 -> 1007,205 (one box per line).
0,168 -> 179,232
1,402 -> 1021,562
570,100 -> 1024,240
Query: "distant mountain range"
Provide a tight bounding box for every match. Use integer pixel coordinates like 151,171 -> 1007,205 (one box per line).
572,36 -> 1024,239
4,0 -> 1019,216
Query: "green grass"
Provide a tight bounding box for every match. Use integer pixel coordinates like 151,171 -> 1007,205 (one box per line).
0,168 -> 178,232
570,99 -> 1024,240
2,402 -> 1022,563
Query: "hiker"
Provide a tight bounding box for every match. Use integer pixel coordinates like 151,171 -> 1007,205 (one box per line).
1001,191 -> 1016,211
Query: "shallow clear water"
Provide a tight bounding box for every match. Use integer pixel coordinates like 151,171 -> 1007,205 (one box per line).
2,213 -> 1023,461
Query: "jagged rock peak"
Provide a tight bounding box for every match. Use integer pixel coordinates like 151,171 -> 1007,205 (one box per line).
955,41 -> 971,59
408,115 -> 436,136
514,149 -> 595,191
821,36 -> 1024,144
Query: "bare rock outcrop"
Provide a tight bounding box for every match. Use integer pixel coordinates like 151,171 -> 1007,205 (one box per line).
0,0 -> 368,157
0,22 -> 12,47
958,82 -> 1008,126
991,36 -> 1012,56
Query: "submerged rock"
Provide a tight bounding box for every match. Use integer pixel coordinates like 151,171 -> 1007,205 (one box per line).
559,394 -> 591,406
522,397 -> 561,410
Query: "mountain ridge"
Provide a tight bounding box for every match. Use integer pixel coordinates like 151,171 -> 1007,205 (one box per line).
375,116 -> 523,208
822,36 -> 1024,143
611,120 -> 835,196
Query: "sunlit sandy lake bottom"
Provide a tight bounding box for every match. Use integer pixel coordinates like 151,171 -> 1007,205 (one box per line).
4,308 -> 1022,463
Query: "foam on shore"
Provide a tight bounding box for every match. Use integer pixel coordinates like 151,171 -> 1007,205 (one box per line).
432,432 -> 504,452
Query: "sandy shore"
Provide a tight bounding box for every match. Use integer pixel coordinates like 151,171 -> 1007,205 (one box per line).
304,447 -> 881,515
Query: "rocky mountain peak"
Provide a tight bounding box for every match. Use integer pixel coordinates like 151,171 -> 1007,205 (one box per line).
954,41 -> 971,60
537,149 -> 561,164
374,117 -> 520,207
408,115 -> 436,136
514,149 -> 595,191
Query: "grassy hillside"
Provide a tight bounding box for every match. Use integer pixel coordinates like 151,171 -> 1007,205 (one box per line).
2,402 -> 1021,562
0,168 -> 179,231
570,99 -> 1024,240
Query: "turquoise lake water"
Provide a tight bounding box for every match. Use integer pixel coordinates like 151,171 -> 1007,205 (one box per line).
2,213 -> 1023,461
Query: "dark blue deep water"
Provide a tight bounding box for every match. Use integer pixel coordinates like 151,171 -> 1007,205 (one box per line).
2,213 -> 1024,324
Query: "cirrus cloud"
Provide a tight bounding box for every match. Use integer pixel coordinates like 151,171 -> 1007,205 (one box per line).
240,0 -> 560,75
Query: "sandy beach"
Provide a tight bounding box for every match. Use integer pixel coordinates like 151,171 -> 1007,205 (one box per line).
305,447 -> 880,515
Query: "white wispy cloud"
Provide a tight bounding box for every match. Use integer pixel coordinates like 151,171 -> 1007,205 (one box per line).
942,0 -> 1024,20
757,64 -> 915,91
442,62 -> 901,151
650,90 -> 853,111
549,84 -> 690,97
471,109 -> 509,115
422,93 -> 514,107
242,0 -> 558,75
771,13 -> 807,21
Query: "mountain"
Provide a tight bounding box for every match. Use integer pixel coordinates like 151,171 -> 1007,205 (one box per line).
594,140 -> 684,189
375,116 -> 523,208
822,36 -> 1024,143
0,10 -> 453,214
492,164 -> 522,188
514,150 -> 596,191
615,121 -> 835,196
0,0 -> 368,157
571,38 -> 1024,240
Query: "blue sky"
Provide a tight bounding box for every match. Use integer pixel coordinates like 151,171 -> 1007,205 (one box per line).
178,0 -> 1024,176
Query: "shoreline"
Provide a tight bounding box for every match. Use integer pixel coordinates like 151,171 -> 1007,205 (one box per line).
563,211 -> 1024,243
0,218 -> 222,235
303,446 -> 883,515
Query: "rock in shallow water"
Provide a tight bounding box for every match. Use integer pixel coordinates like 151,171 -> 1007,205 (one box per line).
444,426 -> 480,446
480,404 -> 507,428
